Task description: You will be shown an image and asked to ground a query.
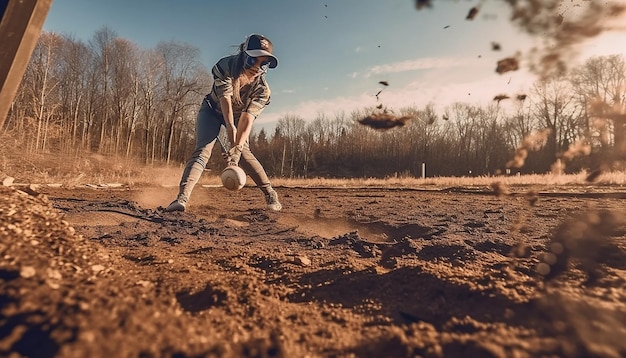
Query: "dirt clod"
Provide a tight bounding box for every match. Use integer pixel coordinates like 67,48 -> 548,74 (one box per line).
2,185 -> 626,357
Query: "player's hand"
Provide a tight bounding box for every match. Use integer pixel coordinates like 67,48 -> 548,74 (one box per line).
226,144 -> 243,166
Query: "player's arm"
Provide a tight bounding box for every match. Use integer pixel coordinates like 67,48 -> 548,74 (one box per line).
234,112 -> 255,147
212,57 -> 237,144
235,78 -> 270,145
219,96 -> 236,144
226,81 -> 270,166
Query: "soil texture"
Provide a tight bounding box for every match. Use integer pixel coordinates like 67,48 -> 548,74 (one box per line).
1,184 -> 626,357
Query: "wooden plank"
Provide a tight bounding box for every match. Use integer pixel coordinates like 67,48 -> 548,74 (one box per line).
0,0 -> 53,129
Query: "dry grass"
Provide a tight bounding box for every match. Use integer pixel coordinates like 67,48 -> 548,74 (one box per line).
0,151 -> 198,187
1,148 -> 625,190
273,171 -> 626,190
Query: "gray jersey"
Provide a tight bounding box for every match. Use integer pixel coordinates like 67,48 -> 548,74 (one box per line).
208,54 -> 271,119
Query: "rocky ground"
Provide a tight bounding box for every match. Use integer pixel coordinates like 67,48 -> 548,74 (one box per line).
1,182 -> 626,357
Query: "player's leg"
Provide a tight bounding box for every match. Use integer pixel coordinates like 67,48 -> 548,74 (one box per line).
239,144 -> 282,211
165,101 -> 222,212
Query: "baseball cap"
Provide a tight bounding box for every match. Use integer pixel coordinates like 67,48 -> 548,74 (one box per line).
244,34 -> 278,69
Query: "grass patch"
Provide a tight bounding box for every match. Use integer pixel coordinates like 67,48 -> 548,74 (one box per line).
1,137 -> 624,189
272,171 -> 626,190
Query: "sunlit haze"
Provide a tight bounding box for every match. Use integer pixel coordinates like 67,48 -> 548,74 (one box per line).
43,0 -> 626,131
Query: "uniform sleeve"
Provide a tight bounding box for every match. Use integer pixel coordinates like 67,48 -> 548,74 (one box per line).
212,57 -> 233,98
245,77 -> 271,118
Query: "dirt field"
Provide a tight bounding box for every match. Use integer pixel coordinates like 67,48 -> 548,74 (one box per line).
1,182 -> 626,357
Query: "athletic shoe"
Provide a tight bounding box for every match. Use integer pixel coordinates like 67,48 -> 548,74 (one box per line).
165,199 -> 186,212
264,189 -> 282,211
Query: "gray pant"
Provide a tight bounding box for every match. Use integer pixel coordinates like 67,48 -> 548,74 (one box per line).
176,100 -> 272,203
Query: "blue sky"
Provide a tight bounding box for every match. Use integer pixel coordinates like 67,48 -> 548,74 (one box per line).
43,0 -> 626,129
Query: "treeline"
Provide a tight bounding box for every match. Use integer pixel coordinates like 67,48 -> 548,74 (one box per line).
4,29 -> 626,178
4,28 -> 210,165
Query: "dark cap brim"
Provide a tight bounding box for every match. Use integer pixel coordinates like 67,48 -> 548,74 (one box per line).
245,49 -> 278,68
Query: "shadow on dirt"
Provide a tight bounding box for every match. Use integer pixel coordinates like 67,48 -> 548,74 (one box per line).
283,214 -> 445,243
0,310 -> 63,358
176,284 -> 230,313
287,266 -> 536,329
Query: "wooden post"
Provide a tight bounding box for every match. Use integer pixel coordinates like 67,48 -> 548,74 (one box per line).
0,0 -> 53,129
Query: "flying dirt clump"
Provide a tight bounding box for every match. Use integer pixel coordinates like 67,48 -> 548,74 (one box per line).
416,1 -> 626,78
360,80 -> 414,130
496,57 -> 520,74
537,209 -> 626,282
551,140 -> 592,174
490,181 -> 510,197
358,111 -> 413,130
493,94 -> 510,103
506,128 -> 552,168
415,0 -> 432,10
511,0 -> 626,78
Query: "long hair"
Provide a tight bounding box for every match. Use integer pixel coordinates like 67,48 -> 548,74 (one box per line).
231,35 -> 272,107
231,45 -> 246,107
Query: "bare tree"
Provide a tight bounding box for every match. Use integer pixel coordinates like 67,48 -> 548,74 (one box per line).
276,114 -> 307,177
410,104 -> 447,174
531,76 -> 586,171
22,31 -> 62,152
570,55 -> 626,156
305,114 -> 333,175
447,103 -> 480,174
109,38 -> 140,156
89,27 -> 117,153
56,35 -> 91,153
137,48 -> 163,164
503,98 -> 537,151
153,41 -> 204,164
